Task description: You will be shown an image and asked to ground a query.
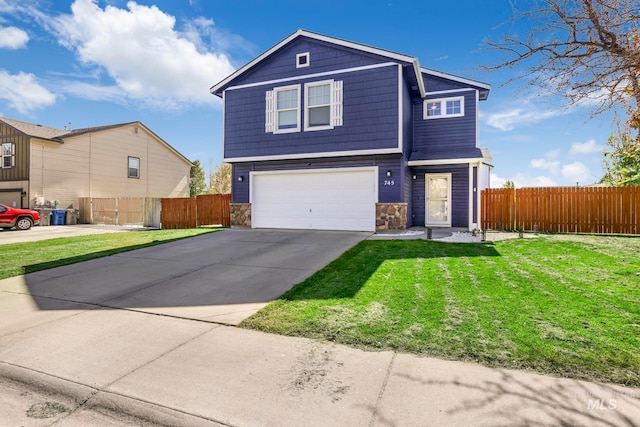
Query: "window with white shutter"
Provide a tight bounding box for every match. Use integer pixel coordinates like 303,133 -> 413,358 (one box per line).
303,80 -> 343,131
266,84 -> 301,134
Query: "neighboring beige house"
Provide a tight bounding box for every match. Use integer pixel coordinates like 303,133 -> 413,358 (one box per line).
0,117 -> 192,209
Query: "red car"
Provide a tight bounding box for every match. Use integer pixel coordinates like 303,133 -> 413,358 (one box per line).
0,203 -> 40,230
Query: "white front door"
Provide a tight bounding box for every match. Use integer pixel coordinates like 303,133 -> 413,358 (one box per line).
425,173 -> 451,226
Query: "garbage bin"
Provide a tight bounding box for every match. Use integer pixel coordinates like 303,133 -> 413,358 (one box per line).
51,209 -> 66,226
65,209 -> 79,225
35,208 -> 52,226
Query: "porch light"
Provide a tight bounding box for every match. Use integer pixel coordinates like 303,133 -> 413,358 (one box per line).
412,175 -> 416,180
386,170 -> 392,177
238,176 -> 244,182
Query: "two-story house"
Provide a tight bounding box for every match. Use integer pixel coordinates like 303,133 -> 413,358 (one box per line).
211,30 -> 492,232
0,117 -> 191,210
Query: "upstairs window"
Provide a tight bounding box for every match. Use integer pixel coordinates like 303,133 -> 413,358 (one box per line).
1,143 -> 15,169
424,96 -> 465,119
266,85 -> 300,133
266,81 -> 343,133
305,82 -> 331,130
128,156 -> 140,178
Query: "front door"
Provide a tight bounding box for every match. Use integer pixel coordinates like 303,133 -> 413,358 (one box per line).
425,173 -> 451,226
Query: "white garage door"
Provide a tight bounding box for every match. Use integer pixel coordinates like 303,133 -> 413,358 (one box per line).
251,168 -> 377,231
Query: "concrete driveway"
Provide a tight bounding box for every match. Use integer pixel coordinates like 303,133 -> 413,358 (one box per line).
0,224 -> 149,245
0,228 -> 369,325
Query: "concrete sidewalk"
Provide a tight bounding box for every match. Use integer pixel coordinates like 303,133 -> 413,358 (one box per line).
0,295 -> 639,426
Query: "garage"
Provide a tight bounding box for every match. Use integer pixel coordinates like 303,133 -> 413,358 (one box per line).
251,167 -> 377,231
0,190 -> 22,208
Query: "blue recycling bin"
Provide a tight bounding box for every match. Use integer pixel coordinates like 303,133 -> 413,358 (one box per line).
51,209 -> 66,226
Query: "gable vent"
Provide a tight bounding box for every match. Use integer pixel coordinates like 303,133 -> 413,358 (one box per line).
296,52 -> 309,68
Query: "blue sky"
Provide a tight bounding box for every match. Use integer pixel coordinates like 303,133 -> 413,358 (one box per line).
0,0 -> 616,186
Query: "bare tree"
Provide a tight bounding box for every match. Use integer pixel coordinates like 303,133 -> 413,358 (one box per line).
484,0 -> 640,128
208,163 -> 232,194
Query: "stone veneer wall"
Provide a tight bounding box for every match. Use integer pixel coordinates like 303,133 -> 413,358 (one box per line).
376,203 -> 408,231
230,203 -> 251,227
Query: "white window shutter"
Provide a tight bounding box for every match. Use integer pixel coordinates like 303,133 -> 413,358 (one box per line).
11,143 -> 15,167
265,90 -> 275,133
332,80 -> 343,127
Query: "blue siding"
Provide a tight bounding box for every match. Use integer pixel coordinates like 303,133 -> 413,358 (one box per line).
224,65 -> 399,159
422,73 -> 476,93
411,164 -> 469,227
412,89 -> 477,156
229,37 -> 401,87
231,155 -> 404,204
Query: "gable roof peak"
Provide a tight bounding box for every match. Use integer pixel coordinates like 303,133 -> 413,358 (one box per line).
210,29 -> 426,97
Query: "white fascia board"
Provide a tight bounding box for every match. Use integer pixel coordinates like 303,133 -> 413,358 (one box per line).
425,88 -> 476,96
224,147 -> 402,163
408,157 -> 489,166
420,67 -> 491,91
211,29 -> 424,96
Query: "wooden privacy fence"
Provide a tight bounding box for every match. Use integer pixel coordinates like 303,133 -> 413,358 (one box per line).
482,186 -> 640,234
79,197 -> 161,227
161,193 -> 230,229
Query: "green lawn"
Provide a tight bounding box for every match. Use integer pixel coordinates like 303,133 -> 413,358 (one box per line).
241,234 -> 640,387
0,228 -> 219,280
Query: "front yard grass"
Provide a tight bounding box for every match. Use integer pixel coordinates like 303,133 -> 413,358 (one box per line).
241,234 -> 640,387
0,228 -> 219,280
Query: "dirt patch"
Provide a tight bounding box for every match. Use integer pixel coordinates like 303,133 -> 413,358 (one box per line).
26,401 -> 69,419
288,342 -> 351,403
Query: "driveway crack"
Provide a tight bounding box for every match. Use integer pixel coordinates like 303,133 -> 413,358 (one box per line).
368,352 -> 396,427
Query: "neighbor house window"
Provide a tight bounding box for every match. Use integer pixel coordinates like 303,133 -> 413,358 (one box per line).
423,96 -> 465,119
1,143 -> 15,169
266,81 -> 343,133
128,156 -> 140,178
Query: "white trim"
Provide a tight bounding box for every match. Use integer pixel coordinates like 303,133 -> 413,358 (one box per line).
211,29 -> 421,95
425,173 -> 452,227
424,88 -> 476,96
398,64 -> 403,151
225,62 -> 397,92
468,163 -> 475,231
423,96 -> 465,120
420,67 -> 491,90
296,52 -> 310,68
273,84 -> 301,134
412,59 -> 426,97
408,157 -> 489,166
249,165 -> 379,204
221,91 -> 226,160
225,147 -> 402,163
304,79 -> 334,131
475,89 -> 479,148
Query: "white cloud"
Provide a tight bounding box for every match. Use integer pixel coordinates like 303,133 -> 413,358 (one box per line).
49,0 -> 235,108
570,138 -> 603,154
545,149 -> 560,160
490,172 -> 557,188
490,173 -> 506,188
561,162 -> 591,184
0,26 -> 29,49
530,158 -> 560,174
482,108 -> 564,131
0,70 -> 56,113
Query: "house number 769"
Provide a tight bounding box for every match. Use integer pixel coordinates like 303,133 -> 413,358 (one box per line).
384,180 -> 395,186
